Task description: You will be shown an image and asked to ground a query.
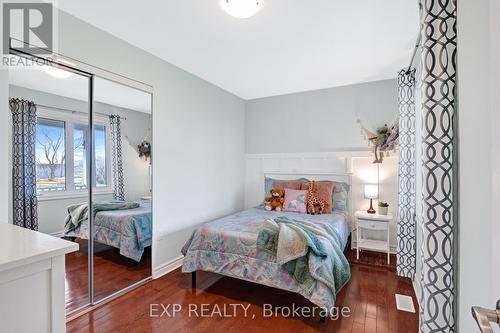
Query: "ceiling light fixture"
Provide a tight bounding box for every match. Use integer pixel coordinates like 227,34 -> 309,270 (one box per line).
220,0 -> 263,19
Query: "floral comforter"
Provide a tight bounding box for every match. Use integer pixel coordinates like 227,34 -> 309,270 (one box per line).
181,207 -> 350,309
65,200 -> 152,262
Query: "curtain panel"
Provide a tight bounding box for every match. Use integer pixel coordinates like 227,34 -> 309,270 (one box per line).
418,0 -> 457,332
396,69 -> 417,279
10,98 -> 39,231
109,114 -> 125,201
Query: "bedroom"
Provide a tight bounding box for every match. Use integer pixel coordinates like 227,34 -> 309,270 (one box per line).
0,1 -> 498,333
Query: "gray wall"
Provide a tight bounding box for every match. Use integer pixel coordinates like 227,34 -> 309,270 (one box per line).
245,79 -> 398,153
0,10 -> 246,270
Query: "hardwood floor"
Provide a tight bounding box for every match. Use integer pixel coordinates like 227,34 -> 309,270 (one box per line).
65,240 -> 152,313
67,248 -> 419,333
345,248 -> 397,272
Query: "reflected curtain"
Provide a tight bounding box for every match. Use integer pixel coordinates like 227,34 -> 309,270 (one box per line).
109,114 -> 125,201
10,98 -> 38,231
396,69 -> 416,279
418,0 -> 457,332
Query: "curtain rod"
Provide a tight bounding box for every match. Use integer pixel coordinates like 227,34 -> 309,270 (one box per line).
36,103 -> 127,120
406,34 -> 422,73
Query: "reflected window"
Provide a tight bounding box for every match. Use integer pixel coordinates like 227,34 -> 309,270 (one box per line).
74,125 -> 87,190
94,125 -> 107,187
35,114 -> 110,194
36,118 -> 66,192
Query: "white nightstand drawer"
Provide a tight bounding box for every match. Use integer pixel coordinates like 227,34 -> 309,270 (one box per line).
358,219 -> 388,231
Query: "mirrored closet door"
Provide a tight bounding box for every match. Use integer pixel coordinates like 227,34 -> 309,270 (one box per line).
8,56 -> 91,314
91,77 -> 152,303
8,48 -> 153,316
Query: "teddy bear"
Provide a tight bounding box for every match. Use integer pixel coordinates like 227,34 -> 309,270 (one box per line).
264,188 -> 285,211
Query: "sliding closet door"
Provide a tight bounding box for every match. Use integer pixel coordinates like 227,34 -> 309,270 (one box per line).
8,56 -> 92,314
91,76 -> 153,303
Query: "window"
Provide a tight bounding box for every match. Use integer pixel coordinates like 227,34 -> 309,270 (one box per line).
73,125 -> 87,190
94,125 -> 107,187
35,113 -> 110,195
36,118 -> 66,192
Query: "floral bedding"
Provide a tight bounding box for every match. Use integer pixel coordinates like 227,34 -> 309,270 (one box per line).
65,200 -> 152,262
181,207 -> 350,310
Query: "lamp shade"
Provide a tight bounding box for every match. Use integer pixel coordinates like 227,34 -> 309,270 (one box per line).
364,184 -> 378,199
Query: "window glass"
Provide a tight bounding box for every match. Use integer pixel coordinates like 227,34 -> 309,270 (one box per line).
94,125 -> 107,187
35,117 -> 109,193
36,118 -> 66,192
74,125 -> 87,190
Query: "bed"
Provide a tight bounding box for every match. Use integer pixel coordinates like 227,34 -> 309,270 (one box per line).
181,206 -> 351,312
64,200 -> 152,262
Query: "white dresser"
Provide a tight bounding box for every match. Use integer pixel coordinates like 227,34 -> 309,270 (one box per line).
0,223 -> 78,333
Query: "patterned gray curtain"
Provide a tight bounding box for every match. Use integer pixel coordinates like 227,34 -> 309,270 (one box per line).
10,98 -> 38,231
109,114 -> 125,201
418,0 -> 457,332
396,69 -> 416,279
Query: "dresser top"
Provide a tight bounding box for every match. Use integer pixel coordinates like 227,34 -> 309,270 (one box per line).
355,210 -> 393,221
0,223 -> 78,273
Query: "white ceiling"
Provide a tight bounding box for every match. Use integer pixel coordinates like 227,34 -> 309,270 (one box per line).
9,63 -> 152,113
58,0 -> 419,100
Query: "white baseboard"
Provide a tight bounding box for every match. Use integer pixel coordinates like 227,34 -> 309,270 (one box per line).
412,278 -> 421,307
153,256 -> 184,279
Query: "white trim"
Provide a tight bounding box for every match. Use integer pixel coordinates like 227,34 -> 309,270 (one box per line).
152,256 -> 184,279
245,150 -> 372,159
412,278 -> 421,307
37,188 -> 113,202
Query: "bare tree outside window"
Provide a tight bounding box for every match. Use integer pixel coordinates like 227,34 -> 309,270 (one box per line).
36,130 -> 64,180
35,118 -> 108,193
73,126 -> 87,190
35,118 -> 66,191
95,125 -> 107,187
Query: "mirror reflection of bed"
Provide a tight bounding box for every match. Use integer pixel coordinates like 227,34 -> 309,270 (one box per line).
8,61 -> 153,314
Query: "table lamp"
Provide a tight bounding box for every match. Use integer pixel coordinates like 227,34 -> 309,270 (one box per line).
364,184 -> 378,214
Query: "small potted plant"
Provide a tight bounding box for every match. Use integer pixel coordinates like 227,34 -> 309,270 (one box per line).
378,201 -> 389,215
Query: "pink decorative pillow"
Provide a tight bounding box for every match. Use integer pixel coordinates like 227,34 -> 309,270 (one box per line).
283,189 -> 308,213
301,181 -> 334,213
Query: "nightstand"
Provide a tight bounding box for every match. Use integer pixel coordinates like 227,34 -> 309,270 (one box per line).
354,211 -> 393,264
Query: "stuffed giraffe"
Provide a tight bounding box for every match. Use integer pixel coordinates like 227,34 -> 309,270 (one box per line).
306,181 -> 326,215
